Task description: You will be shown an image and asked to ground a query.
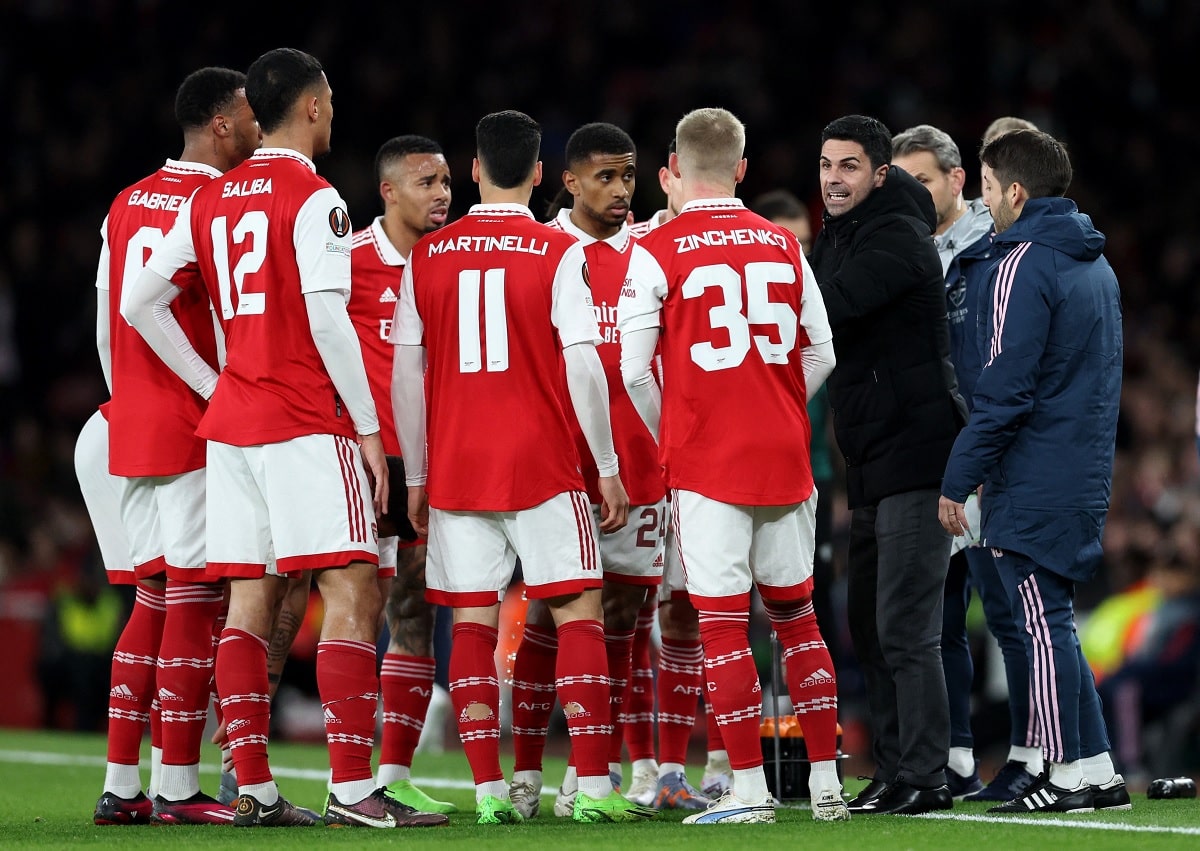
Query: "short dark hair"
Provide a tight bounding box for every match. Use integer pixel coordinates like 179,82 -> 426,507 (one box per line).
175,67 -> 246,131
565,122 -> 636,169
751,189 -> 808,223
821,114 -> 893,171
246,48 -> 325,135
475,110 -> 541,189
979,129 -> 1072,199
375,135 -> 443,183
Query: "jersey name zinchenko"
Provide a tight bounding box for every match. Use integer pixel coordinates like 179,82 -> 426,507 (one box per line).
673,227 -> 789,253
427,235 -> 549,256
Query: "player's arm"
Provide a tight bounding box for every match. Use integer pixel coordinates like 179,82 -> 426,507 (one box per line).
941,252 -> 1053,505
296,188 -> 386,515
94,217 -> 113,393
797,252 -> 836,401
618,244 -> 667,440
388,263 -> 429,536
122,203 -> 220,399
553,243 -> 628,532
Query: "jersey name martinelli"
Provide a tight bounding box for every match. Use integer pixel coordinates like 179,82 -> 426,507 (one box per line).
390,203 -> 600,511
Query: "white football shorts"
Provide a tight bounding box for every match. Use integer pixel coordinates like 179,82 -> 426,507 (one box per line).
593,498 -> 666,586
206,433 -> 378,578
74,411 -> 134,584
425,490 -> 602,606
671,487 -> 818,610
119,468 -> 207,579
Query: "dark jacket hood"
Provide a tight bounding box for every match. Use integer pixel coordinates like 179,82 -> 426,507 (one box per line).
995,196 -> 1105,261
822,164 -> 937,234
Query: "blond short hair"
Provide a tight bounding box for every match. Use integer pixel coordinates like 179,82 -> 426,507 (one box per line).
675,107 -> 745,180
982,116 -> 1039,146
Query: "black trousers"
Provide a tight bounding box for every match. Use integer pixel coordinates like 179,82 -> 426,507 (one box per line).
847,488 -> 952,788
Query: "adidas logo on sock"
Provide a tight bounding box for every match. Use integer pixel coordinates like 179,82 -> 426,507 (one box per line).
110,683 -> 136,699
801,668 -> 835,687
157,688 -> 184,702
324,707 -> 340,724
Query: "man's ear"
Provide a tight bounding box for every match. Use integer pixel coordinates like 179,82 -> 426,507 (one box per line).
563,169 -> 580,197
949,166 -> 966,196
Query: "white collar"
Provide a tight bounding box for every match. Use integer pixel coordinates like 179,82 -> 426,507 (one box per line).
163,159 -> 222,179
679,197 -> 746,214
368,216 -> 406,266
468,202 -> 534,218
251,147 -> 317,172
553,208 -> 631,251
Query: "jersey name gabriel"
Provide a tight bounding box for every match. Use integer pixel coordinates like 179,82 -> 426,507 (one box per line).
105,161 -> 220,477
185,150 -> 355,446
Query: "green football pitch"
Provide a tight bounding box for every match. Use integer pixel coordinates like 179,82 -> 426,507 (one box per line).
1,728 -> 1197,848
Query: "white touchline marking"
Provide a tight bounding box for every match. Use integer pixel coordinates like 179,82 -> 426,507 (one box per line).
916,811 -> 1200,836
0,749 -> 476,791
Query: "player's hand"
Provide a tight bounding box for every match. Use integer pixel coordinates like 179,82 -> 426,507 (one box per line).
408,485 -> 430,538
597,474 -> 630,533
938,494 -> 970,537
358,432 -> 389,519
211,714 -> 227,749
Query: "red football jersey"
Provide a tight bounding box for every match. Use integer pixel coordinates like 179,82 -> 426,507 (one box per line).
149,148 -> 357,446
100,160 -> 220,476
390,204 -> 600,511
549,210 -> 665,506
619,199 -> 829,506
349,217 -> 404,454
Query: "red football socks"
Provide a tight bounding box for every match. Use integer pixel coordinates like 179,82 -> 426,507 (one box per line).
106,582 -> 166,765
317,639 -> 379,784
449,622 -> 503,784
378,653 -> 435,770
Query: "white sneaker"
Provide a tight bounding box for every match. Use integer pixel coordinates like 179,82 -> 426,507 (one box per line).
625,763 -> 658,807
508,778 -> 542,820
810,787 -> 851,821
552,787 -> 577,818
682,790 -> 775,824
701,756 -> 733,799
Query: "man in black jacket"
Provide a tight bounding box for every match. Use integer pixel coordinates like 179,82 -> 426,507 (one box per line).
811,114 -> 966,816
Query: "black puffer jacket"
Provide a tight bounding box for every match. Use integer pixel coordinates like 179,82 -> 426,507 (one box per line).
811,166 -> 967,509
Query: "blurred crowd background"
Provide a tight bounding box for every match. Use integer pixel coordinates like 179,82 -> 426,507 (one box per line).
1,1 -> 1197,779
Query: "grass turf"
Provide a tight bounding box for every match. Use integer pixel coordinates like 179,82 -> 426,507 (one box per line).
1,728 -> 1198,848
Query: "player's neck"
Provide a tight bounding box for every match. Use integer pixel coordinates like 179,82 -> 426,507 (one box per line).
681,179 -> 736,204
381,214 -> 420,260
478,188 -> 532,208
261,128 -> 317,162
568,207 -> 619,242
178,137 -> 230,173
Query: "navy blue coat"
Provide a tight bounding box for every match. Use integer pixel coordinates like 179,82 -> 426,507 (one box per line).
941,197 -> 1123,582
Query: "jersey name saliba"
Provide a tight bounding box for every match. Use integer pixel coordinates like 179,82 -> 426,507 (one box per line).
220,177 -> 273,198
